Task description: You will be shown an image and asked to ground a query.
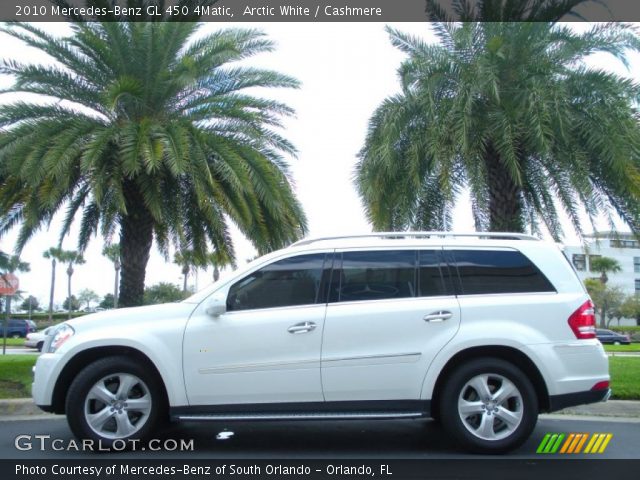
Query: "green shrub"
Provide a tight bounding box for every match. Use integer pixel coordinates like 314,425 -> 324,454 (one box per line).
610,326 -> 640,333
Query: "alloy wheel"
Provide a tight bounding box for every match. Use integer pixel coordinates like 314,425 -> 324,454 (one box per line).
457,373 -> 524,441
84,373 -> 152,439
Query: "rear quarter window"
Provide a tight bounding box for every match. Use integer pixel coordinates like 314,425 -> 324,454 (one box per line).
451,249 -> 555,295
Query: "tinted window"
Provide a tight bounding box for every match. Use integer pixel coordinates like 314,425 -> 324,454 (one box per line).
452,250 -> 555,295
332,250 -> 416,302
227,254 -> 326,311
418,250 -> 447,297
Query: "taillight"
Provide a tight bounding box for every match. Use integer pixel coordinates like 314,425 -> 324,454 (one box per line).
591,381 -> 610,391
568,300 -> 596,339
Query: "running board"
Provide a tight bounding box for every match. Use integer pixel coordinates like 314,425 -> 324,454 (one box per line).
175,411 -> 425,422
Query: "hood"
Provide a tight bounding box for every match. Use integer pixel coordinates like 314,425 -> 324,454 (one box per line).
65,302 -> 196,332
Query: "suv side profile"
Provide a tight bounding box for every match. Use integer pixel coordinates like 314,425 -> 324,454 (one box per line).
3,319 -> 36,338
32,232 -> 610,453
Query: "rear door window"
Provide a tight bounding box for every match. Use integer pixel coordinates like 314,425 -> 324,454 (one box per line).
418,250 -> 448,297
331,250 -> 416,302
450,249 -> 555,295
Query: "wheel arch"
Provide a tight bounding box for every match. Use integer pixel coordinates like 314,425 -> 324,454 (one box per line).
50,346 -> 169,415
429,345 -> 550,419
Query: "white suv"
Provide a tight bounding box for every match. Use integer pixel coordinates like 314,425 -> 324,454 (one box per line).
32,232 -> 610,453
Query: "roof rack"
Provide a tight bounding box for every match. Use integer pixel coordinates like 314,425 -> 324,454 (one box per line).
291,231 -> 540,247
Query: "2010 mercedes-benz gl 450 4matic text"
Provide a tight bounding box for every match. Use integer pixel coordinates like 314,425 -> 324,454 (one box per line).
32,232 -> 610,453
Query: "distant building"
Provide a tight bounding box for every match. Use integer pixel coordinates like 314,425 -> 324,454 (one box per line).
564,232 -> 640,326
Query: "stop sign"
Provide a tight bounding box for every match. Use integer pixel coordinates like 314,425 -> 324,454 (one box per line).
0,273 -> 19,295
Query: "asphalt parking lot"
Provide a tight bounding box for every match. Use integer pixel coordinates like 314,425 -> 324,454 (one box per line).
0,415 -> 638,459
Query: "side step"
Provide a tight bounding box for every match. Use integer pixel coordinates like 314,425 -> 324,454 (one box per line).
175,411 -> 425,422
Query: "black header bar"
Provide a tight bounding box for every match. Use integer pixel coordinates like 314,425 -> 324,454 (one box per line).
4,459 -> 640,480
2,0 -> 640,22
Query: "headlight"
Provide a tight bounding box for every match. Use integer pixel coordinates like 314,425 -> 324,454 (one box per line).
48,324 -> 75,353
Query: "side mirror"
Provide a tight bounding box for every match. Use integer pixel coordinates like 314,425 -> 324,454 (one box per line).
205,294 -> 227,317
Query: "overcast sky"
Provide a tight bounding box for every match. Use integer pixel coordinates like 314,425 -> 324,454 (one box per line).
0,22 -> 638,308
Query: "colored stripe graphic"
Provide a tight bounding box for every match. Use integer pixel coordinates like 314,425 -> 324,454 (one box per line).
536,433 -> 552,453
574,433 -> 589,453
584,433 -> 613,454
537,433 -> 565,453
538,433 -> 612,454
559,433 -> 574,453
597,434 -> 613,453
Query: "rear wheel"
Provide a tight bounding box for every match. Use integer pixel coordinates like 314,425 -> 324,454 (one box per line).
439,358 -> 538,454
66,356 -> 166,449
36,341 -> 44,352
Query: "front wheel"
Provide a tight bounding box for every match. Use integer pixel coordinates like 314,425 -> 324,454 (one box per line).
66,356 -> 166,449
439,358 -> 538,454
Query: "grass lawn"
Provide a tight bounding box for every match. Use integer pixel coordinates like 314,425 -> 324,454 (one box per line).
0,338 -> 26,347
0,355 -> 38,399
604,344 -> 640,353
0,355 -> 639,401
609,356 -> 640,400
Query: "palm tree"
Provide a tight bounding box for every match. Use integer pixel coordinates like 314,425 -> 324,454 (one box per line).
57,250 -> 84,319
43,247 -> 64,323
589,256 -> 622,285
174,250 -> 195,293
356,21 -> 640,237
102,244 -> 121,308
588,256 -> 622,327
0,19 -> 306,307
205,249 -> 235,282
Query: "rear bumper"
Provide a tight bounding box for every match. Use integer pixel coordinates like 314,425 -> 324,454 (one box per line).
548,388 -> 611,412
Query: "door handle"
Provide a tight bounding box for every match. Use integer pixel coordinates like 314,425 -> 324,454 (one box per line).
287,321 -> 317,334
423,311 -> 453,323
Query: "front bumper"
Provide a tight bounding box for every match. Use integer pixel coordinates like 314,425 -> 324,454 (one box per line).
548,388 -> 611,412
31,353 -> 64,410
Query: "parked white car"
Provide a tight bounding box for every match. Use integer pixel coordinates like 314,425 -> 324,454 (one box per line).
25,325 -> 57,352
32,232 -> 610,453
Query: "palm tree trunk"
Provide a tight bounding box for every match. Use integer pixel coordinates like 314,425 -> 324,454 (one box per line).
48,258 -> 56,324
484,146 -> 524,233
182,266 -> 189,293
66,266 -> 72,320
119,182 -> 153,308
213,265 -> 220,282
114,267 -> 119,308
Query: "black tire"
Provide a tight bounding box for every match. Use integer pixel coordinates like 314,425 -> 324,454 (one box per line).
36,342 -> 44,352
439,357 -> 538,454
66,356 -> 166,449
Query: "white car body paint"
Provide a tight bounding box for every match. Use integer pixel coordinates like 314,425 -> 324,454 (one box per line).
32,234 -> 609,420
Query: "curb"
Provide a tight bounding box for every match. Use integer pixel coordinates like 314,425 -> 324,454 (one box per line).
0,399 -> 50,417
1,398 -> 640,420
552,399 -> 640,418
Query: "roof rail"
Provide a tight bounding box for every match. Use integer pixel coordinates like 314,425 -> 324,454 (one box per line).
291,231 -> 540,247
